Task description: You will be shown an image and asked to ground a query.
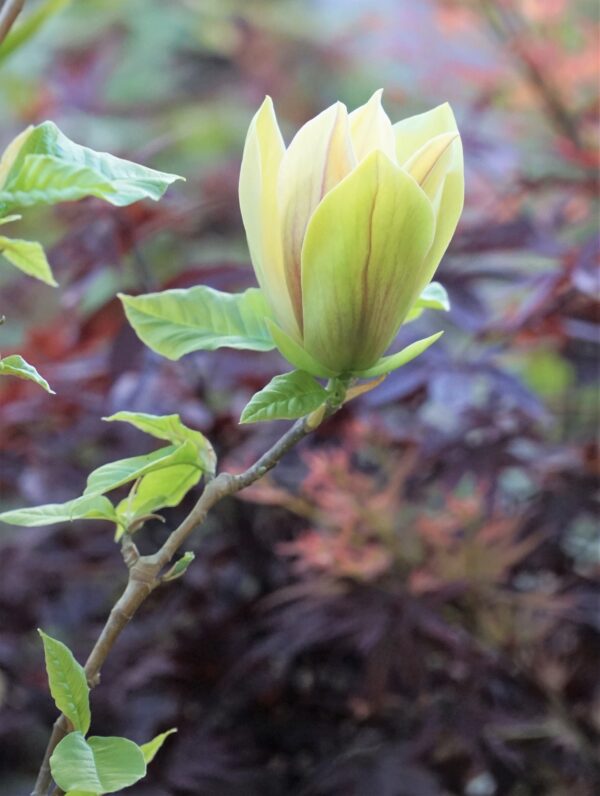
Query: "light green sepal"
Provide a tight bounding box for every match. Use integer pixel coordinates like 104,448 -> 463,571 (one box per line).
352,331 -> 443,378
266,319 -> 336,379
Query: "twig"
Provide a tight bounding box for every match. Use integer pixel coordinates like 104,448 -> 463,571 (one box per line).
478,0 -> 582,150
0,0 -> 25,46
32,412 -> 331,795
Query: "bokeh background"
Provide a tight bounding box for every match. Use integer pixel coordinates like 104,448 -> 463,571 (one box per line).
0,1 -> 598,794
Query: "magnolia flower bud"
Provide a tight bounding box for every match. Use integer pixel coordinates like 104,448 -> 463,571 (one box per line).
239,90 -> 464,376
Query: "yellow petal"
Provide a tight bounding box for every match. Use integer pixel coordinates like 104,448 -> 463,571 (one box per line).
278,102 -> 355,332
395,104 -> 464,286
239,97 -> 299,339
349,89 -> 397,163
301,150 -> 436,373
0,126 -> 33,189
403,131 -> 459,201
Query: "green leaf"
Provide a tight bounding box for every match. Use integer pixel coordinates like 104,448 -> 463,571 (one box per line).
140,728 -> 177,764
0,235 -> 57,285
0,121 -> 182,215
405,281 -> 450,323
38,631 -> 90,735
50,733 -> 146,794
83,442 -> 200,497
0,354 -> 54,393
353,332 -> 444,378
0,495 -> 116,527
0,0 -> 72,65
119,286 -> 275,360
103,411 -> 216,475
240,370 -> 328,424
64,791 -> 97,795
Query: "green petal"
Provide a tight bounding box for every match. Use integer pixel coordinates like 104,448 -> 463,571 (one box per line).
300,150 -> 436,373
266,319 -> 336,378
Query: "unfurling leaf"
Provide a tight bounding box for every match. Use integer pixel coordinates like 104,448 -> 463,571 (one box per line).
0,354 -> 54,393
0,495 -> 116,527
50,733 -> 146,794
241,370 -> 328,424
38,631 -> 90,735
0,235 -> 56,285
162,553 -> 195,582
119,286 -> 275,360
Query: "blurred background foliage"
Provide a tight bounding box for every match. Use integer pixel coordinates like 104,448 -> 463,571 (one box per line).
0,0 -> 598,794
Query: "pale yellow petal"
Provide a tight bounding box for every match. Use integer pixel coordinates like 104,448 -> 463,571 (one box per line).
239,97 -> 299,338
278,102 -> 355,331
403,132 -> 459,201
349,89 -> 397,163
395,104 -> 464,286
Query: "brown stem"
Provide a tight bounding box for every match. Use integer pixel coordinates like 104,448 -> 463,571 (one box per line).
0,0 -> 25,46
32,413 -> 326,795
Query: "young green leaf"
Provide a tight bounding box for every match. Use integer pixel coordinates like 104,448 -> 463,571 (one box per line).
119,286 -> 275,360
353,332 -> 444,378
140,728 -> 177,764
0,121 -> 182,215
163,553 -> 195,582
38,631 -> 90,735
240,370 -> 328,424
115,464 -> 202,538
0,354 -> 54,393
0,235 -> 57,285
103,411 -> 216,475
83,441 -> 200,497
0,495 -> 116,527
405,281 -> 450,323
50,733 -> 146,794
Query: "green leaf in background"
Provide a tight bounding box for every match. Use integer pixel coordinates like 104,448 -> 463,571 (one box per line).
140,728 -> 177,763
0,354 -> 54,393
0,0 -> 72,65
0,495 -> 116,527
103,411 -> 216,475
119,286 -> 275,360
240,370 -> 328,424
0,121 -> 182,214
38,631 -> 90,735
354,332 -> 444,378
405,281 -> 450,323
0,235 -> 57,285
50,733 -> 146,794
83,442 -> 200,497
